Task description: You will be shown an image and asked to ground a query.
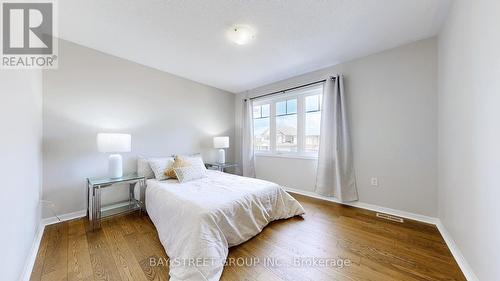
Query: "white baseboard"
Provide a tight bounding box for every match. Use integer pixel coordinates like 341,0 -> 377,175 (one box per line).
40,209 -> 87,226
436,220 -> 479,281
19,222 -> 45,281
285,187 -> 479,281
19,210 -> 87,281
285,187 -> 438,224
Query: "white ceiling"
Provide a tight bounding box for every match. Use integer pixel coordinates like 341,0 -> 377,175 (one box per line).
59,0 -> 450,93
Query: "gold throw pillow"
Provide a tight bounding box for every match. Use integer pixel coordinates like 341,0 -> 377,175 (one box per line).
164,157 -> 191,179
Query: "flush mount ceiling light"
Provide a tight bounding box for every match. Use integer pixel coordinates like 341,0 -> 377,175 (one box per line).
227,25 -> 256,45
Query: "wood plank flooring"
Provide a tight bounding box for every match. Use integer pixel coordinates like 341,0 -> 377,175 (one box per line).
30,194 -> 466,281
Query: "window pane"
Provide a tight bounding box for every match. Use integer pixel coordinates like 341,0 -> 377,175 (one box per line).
261,104 -> 270,117
305,95 -> 319,112
253,88 -> 322,154
253,106 -> 261,118
276,101 -> 286,115
254,117 -> 270,151
305,111 -> 321,152
287,99 -> 297,114
276,114 -> 297,152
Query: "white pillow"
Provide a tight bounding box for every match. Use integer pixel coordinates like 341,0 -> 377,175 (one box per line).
148,157 -> 175,180
176,154 -> 206,171
137,157 -> 155,179
174,165 -> 207,183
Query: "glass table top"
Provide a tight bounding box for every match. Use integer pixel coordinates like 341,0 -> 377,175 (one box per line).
87,173 -> 144,186
205,162 -> 238,168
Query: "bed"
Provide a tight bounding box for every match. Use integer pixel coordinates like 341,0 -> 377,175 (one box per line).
145,170 -> 305,281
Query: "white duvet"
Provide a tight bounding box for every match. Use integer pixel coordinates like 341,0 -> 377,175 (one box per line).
145,170 -> 305,281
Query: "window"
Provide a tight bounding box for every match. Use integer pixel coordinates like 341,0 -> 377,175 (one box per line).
253,104 -> 270,151
276,99 -> 297,152
253,85 -> 323,157
305,94 -> 322,152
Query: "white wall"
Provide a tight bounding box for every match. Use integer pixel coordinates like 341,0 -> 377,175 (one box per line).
236,38 -> 438,217
0,70 -> 43,281
43,40 -> 235,217
438,0 -> 500,280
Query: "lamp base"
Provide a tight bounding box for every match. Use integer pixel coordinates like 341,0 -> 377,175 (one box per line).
217,149 -> 226,164
108,154 -> 123,178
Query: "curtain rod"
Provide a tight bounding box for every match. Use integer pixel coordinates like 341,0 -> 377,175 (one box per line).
245,76 -> 336,102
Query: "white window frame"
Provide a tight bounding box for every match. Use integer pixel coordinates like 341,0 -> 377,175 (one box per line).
252,84 -> 323,159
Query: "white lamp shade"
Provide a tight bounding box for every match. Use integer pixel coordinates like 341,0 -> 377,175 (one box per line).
97,133 -> 131,153
213,136 -> 229,149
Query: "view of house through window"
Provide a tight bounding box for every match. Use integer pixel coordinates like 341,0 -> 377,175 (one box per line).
276,99 -> 297,151
253,85 -> 323,156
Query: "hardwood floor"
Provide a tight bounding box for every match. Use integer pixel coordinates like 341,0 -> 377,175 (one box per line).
30,194 -> 466,281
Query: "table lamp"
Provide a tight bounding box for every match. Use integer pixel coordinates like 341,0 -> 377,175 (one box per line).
97,133 -> 131,178
213,136 -> 229,164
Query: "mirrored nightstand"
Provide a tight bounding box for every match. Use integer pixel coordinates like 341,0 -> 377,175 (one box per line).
87,173 -> 145,231
205,162 -> 238,173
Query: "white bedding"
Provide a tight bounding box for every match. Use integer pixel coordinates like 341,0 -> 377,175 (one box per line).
146,170 -> 305,281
